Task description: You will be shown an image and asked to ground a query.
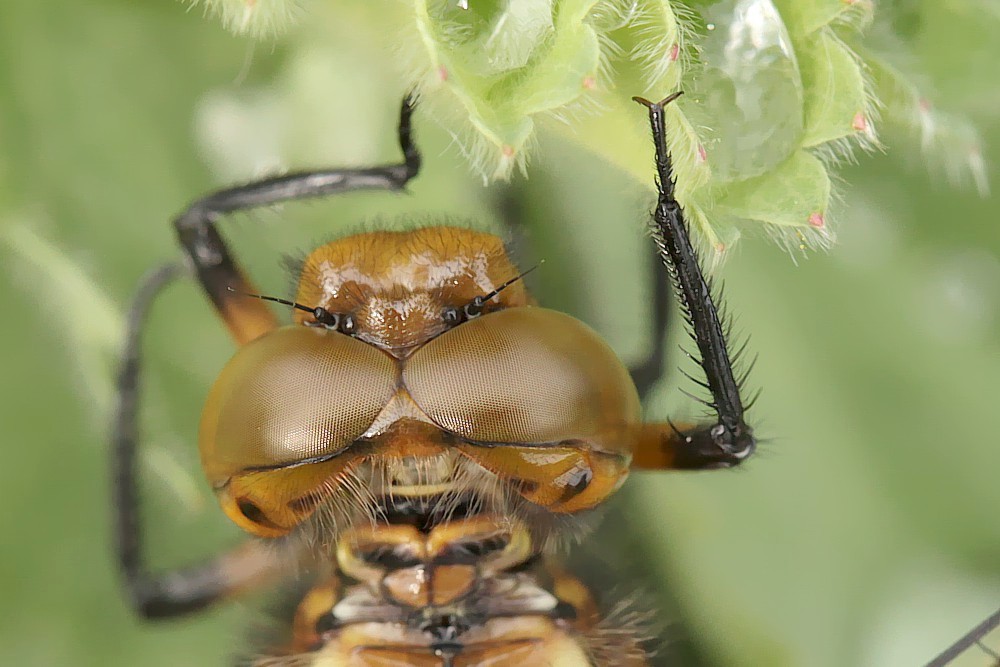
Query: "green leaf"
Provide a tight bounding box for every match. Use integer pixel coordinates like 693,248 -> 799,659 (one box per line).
185,0 -> 994,255
772,0 -> 872,36
798,30 -> 874,150
865,45 -> 989,195
409,0 -> 605,179
688,0 -> 804,183
715,149 -> 832,249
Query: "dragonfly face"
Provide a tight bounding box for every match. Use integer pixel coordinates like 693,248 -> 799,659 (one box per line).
200,227 -> 639,540
111,94 -> 756,665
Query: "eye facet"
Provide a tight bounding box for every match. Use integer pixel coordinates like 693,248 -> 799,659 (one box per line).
199,325 -> 397,486
403,307 -> 640,452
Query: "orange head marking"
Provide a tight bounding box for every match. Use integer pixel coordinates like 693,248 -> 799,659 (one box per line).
293,227 -> 528,354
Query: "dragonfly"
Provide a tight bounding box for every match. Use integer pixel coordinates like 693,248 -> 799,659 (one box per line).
111,92 -> 756,665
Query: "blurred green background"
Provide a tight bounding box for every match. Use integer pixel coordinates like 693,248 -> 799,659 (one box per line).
1,1 -> 998,666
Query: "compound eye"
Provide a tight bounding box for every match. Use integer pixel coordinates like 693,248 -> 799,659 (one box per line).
404,308 -> 640,450
199,325 -> 397,486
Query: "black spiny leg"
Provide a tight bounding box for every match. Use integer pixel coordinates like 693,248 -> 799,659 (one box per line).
113,264 -> 298,619
174,95 -> 422,344
632,92 -> 755,469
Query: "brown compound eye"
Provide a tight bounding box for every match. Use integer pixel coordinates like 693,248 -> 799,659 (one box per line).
404,307 -> 641,450
403,308 -> 640,513
199,325 -> 397,535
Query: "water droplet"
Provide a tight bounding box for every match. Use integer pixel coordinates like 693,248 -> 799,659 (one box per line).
688,0 -> 803,182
